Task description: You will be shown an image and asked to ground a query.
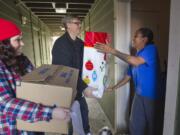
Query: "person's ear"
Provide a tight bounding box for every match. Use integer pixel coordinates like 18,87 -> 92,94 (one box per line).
143,37 -> 148,43
66,23 -> 71,29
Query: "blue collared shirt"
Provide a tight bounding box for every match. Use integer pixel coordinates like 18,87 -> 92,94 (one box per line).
128,44 -> 160,99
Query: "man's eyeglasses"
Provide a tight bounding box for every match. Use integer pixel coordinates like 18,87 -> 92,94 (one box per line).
71,21 -> 81,25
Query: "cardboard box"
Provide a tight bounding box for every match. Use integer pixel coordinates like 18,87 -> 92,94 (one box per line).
16,64 -> 79,134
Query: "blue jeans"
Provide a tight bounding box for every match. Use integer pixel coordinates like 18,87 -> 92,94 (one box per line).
79,97 -> 90,134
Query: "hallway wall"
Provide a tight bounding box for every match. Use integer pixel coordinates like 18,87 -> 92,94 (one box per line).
175,60 -> 180,135
82,0 -> 115,128
131,0 -> 170,71
0,0 -> 52,66
113,1 -> 131,133
163,0 -> 180,134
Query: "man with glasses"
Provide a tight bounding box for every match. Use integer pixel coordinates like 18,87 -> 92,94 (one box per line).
52,15 -> 96,135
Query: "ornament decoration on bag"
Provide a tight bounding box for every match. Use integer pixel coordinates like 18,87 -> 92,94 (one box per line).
103,75 -> 108,88
85,60 -> 94,71
92,70 -> 97,82
83,76 -> 90,85
99,61 -> 105,72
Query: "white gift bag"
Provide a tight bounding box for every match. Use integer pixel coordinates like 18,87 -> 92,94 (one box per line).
82,32 -> 111,98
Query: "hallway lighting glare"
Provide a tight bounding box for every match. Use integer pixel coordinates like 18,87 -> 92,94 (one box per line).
55,8 -> 67,13
60,26 -> 65,31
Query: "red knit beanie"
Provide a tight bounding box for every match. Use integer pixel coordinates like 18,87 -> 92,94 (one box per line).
0,18 -> 21,41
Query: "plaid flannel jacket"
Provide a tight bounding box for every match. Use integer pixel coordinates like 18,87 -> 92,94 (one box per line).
0,58 -> 53,135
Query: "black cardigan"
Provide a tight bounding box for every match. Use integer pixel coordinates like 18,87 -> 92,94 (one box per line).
52,32 -> 87,100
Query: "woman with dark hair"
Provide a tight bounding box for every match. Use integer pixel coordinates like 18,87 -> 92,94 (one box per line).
0,18 -> 70,135
95,27 -> 161,135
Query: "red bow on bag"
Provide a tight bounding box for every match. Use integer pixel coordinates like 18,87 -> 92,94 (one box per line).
84,32 -> 111,47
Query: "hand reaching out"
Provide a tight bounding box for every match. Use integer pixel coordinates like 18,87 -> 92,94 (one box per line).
94,42 -> 114,54
83,86 -> 98,98
52,107 -> 70,122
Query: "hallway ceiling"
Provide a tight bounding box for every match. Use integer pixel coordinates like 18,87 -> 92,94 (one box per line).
20,0 -> 95,35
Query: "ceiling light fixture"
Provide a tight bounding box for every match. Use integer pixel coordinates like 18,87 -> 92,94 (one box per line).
52,2 -> 56,8
55,8 -> 67,13
66,3 -> 69,9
